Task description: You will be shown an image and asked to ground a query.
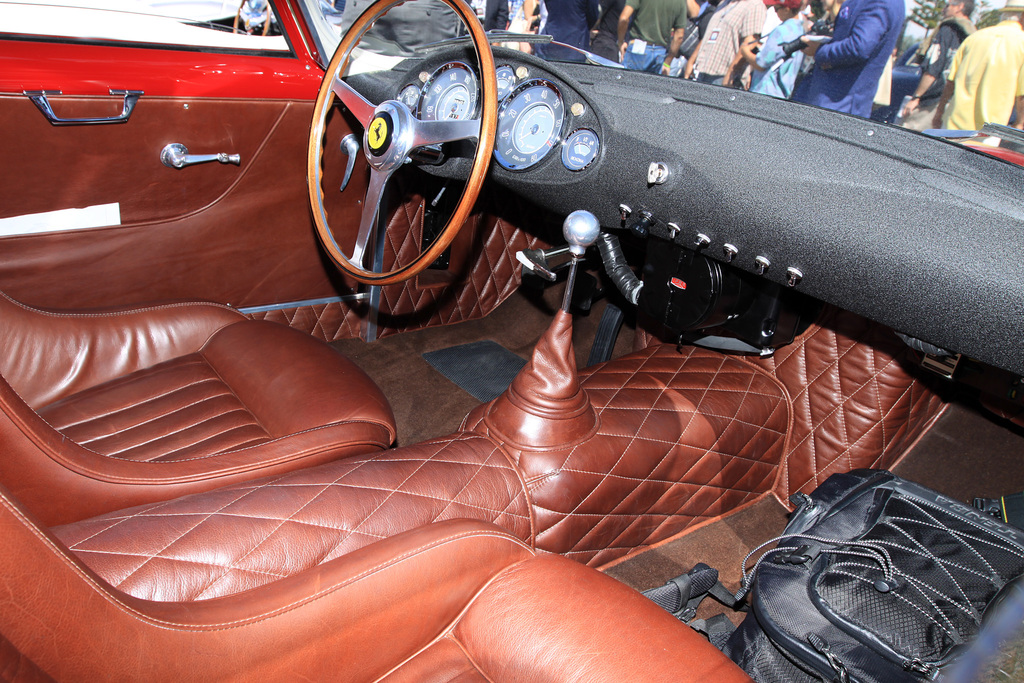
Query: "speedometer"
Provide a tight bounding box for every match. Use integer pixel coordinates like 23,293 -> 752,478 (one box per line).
419,62 -> 478,121
494,79 -> 564,171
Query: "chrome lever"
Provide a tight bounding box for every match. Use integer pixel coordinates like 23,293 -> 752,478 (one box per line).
160,143 -> 241,169
516,244 -> 571,282
339,134 -> 360,191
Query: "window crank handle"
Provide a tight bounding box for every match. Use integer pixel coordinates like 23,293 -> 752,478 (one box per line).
160,143 -> 241,169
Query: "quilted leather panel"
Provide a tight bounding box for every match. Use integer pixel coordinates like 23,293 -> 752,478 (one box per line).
243,192 -> 546,342
375,194 -> 546,338
53,434 -> 532,602
467,344 -> 789,566
39,354 -> 271,462
632,307 -> 947,501
744,305 -> 946,499
246,299 -> 366,343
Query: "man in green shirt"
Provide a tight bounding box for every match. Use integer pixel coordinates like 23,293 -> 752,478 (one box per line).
617,0 -> 695,74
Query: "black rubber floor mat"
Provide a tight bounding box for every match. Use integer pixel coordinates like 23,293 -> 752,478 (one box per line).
422,340 -> 527,402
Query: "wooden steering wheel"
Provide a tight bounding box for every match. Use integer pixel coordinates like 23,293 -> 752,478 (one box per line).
307,0 -> 498,285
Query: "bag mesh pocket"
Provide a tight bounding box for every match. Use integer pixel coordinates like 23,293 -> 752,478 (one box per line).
816,495 -> 1024,663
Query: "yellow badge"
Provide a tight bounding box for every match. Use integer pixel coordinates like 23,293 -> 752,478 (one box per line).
368,116 -> 389,150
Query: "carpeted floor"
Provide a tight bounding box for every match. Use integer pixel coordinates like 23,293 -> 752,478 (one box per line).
602,494 -> 790,599
892,400 -> 1024,504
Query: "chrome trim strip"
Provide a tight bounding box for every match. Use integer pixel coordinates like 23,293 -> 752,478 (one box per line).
238,294 -> 367,314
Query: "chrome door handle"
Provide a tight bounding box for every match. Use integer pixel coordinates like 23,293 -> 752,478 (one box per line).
25,89 -> 143,125
160,143 -> 241,169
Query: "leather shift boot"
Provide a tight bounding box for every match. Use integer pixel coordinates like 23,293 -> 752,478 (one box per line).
482,309 -> 599,449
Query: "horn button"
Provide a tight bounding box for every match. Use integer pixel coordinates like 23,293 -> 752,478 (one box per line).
363,101 -> 416,172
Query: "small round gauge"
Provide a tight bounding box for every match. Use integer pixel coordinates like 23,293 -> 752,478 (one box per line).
496,64 -> 516,101
494,79 -> 565,171
561,129 -> 600,171
398,84 -> 421,110
419,62 -> 479,121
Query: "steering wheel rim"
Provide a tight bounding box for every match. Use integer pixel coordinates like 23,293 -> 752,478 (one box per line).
306,0 -> 498,285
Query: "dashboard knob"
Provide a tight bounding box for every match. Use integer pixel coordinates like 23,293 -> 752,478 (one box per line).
564,210 -> 601,256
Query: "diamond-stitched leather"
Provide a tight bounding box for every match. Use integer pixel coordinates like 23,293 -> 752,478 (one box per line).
632,307 -> 946,501
40,354 -> 271,462
466,344 -> 790,566
743,305 -> 946,499
51,434 -> 532,602
374,194 -> 546,338
246,299 -> 366,343
245,189 -> 548,342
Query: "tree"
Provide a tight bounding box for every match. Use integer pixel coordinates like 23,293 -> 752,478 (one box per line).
909,0 -> 947,29
975,0 -> 1003,27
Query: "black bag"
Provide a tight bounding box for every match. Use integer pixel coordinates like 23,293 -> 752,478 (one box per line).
722,470 -> 1024,682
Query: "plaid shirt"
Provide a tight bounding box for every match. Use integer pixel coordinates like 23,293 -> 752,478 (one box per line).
693,0 -> 766,78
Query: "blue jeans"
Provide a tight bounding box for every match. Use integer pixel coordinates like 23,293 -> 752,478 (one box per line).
623,42 -> 667,74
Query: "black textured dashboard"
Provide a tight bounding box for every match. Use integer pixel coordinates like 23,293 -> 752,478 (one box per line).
350,45 -> 1024,376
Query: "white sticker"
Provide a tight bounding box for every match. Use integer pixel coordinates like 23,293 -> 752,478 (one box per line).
0,203 -> 121,237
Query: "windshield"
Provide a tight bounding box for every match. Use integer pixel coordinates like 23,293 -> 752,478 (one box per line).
296,0 -> 1024,163
1,0 -> 289,51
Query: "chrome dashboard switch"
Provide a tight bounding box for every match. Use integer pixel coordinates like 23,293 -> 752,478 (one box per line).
647,162 -> 670,185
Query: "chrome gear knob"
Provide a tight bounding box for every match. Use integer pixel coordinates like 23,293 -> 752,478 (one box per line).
563,210 -> 601,257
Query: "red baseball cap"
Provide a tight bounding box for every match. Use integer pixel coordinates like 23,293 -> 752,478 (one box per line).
765,0 -> 802,9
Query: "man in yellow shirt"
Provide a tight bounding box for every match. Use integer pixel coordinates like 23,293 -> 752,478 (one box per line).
934,0 -> 1024,130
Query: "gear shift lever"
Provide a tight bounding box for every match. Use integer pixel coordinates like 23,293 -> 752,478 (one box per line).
561,210 -> 601,312
472,210 -> 601,450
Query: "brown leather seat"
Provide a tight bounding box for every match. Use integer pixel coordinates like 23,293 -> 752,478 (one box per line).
0,292 -> 396,525
0,479 -> 750,681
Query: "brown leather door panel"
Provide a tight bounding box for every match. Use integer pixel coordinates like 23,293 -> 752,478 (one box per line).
0,95 -> 360,309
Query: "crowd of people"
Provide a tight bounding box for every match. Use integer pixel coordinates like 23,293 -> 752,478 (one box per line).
479,0 -> 1024,132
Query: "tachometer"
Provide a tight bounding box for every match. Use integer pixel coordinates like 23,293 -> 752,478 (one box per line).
419,62 -> 478,121
494,79 -> 564,170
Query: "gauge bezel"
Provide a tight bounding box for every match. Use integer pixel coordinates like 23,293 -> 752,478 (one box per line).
493,78 -> 565,171
561,128 -> 600,172
495,64 -> 517,101
398,83 -> 422,115
418,61 -> 480,122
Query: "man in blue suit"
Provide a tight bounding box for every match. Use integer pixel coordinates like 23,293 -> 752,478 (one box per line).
792,0 -> 904,118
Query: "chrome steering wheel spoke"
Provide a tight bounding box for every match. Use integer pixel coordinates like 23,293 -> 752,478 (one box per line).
411,117 -> 481,148
350,166 -> 395,268
332,77 -> 376,127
